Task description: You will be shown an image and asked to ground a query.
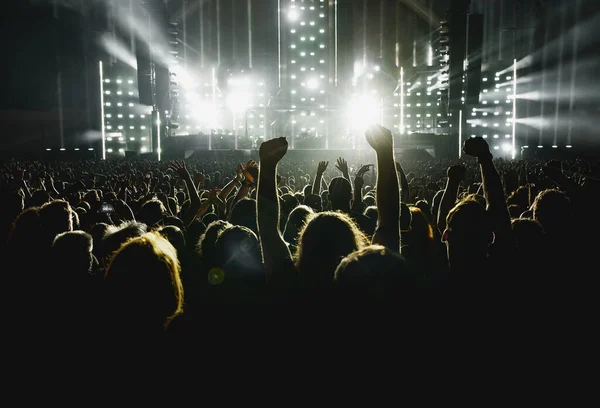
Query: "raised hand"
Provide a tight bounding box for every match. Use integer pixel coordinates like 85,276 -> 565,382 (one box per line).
168,160 -> 189,180
335,157 -> 349,175
317,161 -> 329,174
365,125 -> 393,152
259,137 -> 288,165
356,164 -> 373,178
354,175 -> 365,190
447,164 -> 466,182
463,137 -> 492,161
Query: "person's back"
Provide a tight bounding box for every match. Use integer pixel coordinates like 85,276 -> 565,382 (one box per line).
442,199 -> 494,287
402,206 -> 448,288
102,232 -> 184,340
532,189 -> 574,273
283,205 -> 313,252
295,211 -> 368,291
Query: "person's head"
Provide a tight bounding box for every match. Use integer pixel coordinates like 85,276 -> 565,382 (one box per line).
363,195 -> 375,208
304,194 -> 322,212
211,225 -> 263,285
162,215 -> 185,230
101,221 -> 148,267
52,230 -> 96,277
27,189 -> 51,208
532,189 -> 571,236
328,177 -> 352,211
296,211 -> 368,288
283,205 -> 314,250
280,193 -> 299,217
39,199 -> 73,244
158,225 -> 186,256
442,199 -> 493,275
198,220 -> 232,269
511,218 -> 546,263
334,245 -> 416,305
302,184 -> 313,198
83,190 -> 100,204
185,220 -> 206,253
229,198 -> 258,235
201,212 -> 219,226
138,199 -> 167,228
406,206 -> 434,247
104,231 -> 183,331
364,205 -> 378,220
511,218 -> 555,283
8,206 -> 43,259
508,204 -> 525,220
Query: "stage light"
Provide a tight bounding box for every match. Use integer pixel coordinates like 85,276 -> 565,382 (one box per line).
348,95 -> 380,132
288,9 -> 300,22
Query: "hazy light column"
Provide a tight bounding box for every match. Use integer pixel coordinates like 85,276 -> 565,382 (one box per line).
99,61 -> 106,160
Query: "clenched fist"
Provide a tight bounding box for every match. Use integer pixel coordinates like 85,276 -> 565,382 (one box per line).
259,137 -> 288,165
365,125 -> 393,152
463,137 -> 492,161
447,164 -> 466,182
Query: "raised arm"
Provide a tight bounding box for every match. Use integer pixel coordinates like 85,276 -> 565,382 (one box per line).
312,161 -> 328,196
436,164 -> 466,233
257,137 -> 292,279
396,162 -> 410,203
335,157 -> 351,185
169,160 -> 200,227
463,137 -> 513,247
351,164 -> 372,214
366,125 -> 400,252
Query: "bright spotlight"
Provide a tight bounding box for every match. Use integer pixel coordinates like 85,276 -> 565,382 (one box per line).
306,78 -> 319,90
502,143 -> 512,152
348,95 -> 380,131
227,91 -> 250,112
288,9 -> 300,21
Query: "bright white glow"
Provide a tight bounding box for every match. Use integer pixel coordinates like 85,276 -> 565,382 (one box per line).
348,95 -> 380,132
227,91 -> 250,112
306,78 -> 319,89
288,10 -> 300,21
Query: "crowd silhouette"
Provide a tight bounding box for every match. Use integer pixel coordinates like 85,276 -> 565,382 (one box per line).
1,125 -> 598,360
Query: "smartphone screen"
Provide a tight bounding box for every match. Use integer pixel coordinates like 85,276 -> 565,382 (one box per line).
100,202 -> 115,213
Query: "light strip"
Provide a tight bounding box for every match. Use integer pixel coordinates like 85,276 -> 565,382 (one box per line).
400,67 -> 404,134
458,109 -> 463,158
156,112 -> 161,162
99,61 -> 106,160
512,58 -> 517,159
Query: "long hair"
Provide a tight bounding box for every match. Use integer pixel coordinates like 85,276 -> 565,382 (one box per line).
105,232 -> 184,330
295,211 -> 368,288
